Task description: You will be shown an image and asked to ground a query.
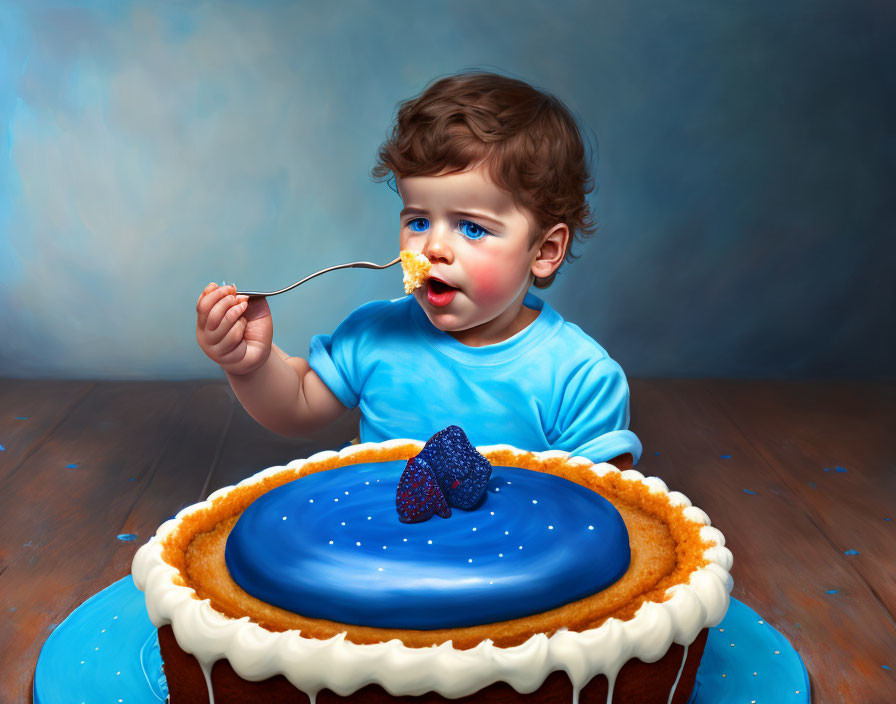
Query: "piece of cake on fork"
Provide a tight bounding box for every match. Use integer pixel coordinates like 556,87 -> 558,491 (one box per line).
400,250 -> 431,293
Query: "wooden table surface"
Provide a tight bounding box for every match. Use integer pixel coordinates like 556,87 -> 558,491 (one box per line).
1,378 -> 893,703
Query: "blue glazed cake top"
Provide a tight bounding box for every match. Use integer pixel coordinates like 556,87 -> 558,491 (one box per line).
225,459 -> 630,629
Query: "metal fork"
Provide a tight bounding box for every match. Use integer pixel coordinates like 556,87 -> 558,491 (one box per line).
235,256 -> 401,298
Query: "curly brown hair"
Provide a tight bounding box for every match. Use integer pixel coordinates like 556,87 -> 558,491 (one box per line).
371,71 -> 596,288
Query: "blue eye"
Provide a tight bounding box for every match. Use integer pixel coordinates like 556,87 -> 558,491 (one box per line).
408,218 -> 429,232
458,220 -> 490,240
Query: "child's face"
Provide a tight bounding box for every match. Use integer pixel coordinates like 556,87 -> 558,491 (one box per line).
397,164 -> 543,346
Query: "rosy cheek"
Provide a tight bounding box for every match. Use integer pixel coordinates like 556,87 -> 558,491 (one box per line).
464,257 -> 515,305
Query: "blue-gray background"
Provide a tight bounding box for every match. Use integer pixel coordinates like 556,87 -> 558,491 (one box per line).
1,0 -> 893,380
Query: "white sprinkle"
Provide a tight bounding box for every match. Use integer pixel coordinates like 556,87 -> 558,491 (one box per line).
532,499 -> 538,504
519,545 -> 523,550
588,525 -> 594,530
403,538 -> 407,542
472,527 -> 477,532
94,647 -> 99,651
730,643 -> 735,647
719,628 -> 725,632
345,491 -> 349,495
382,545 -> 387,550
774,650 -> 780,655
309,499 -> 314,503
427,539 -> 433,544
341,522 -> 346,526
504,530 -> 509,535
490,581 -> 494,584
490,511 -> 495,515
367,516 -> 372,520
356,541 -> 361,546
113,616 -> 117,619
282,516 -> 287,521
499,553 -> 503,557
468,558 -> 473,563
506,481 -> 512,485
378,567 -> 384,571
329,540 -> 333,544
80,661 -> 85,665
101,629 -> 106,633
758,620 -> 764,624
116,671 -> 120,675
548,525 -> 554,530
334,498 -> 339,502
495,487 -> 500,492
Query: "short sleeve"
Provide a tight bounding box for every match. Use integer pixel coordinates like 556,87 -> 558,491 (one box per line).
307,301 -> 388,409
308,333 -> 359,408
552,358 -> 643,465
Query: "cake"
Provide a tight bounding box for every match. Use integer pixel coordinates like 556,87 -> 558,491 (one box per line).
132,430 -> 732,703
400,249 -> 431,293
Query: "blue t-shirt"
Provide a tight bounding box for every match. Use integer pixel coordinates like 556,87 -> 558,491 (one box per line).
309,293 -> 642,465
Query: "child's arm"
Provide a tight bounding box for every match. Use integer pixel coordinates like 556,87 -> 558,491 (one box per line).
196,283 -> 347,436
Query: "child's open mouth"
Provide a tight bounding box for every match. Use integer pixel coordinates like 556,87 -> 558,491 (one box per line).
426,278 -> 458,307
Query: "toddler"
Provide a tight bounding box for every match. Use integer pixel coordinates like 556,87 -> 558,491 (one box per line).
196,71 -> 641,468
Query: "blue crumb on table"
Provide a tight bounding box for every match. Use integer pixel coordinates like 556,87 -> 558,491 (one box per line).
720,454 -> 732,459
66,463 -> 78,469
116,534 -> 137,542
844,549 -> 860,556
743,489 -> 757,495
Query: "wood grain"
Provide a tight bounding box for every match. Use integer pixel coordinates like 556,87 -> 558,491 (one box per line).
2,378 -> 893,703
630,379 -> 896,703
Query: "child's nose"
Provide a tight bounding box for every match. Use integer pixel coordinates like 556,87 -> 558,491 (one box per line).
422,225 -> 453,264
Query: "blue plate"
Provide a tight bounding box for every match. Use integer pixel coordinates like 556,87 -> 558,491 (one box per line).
688,597 -> 811,703
34,578 -> 809,703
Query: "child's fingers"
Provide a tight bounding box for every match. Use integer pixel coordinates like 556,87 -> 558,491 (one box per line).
196,282 -> 222,313
208,302 -> 249,348
216,316 -> 249,358
214,306 -> 249,351
197,284 -> 236,328
196,282 -> 218,306
206,292 -> 247,333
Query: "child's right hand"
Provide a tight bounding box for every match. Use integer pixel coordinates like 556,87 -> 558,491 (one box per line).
196,283 -> 273,376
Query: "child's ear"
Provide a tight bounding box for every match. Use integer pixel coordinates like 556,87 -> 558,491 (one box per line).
531,223 -> 569,280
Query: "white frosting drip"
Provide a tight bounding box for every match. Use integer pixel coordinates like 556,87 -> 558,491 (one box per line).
200,662 -> 214,704
132,442 -> 733,702
667,643 -> 689,704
